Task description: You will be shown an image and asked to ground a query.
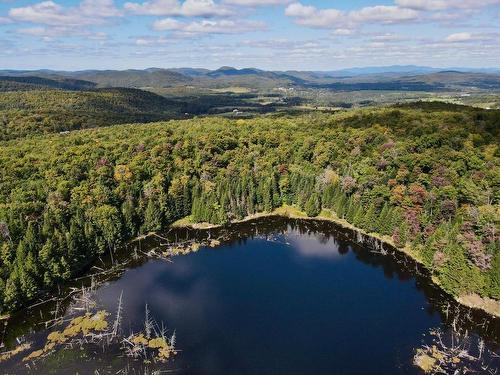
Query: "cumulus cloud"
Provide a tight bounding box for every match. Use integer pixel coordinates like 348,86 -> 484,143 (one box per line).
395,0 -> 500,11
80,0 -> 122,17
223,0 -> 291,6
125,0 -> 233,17
285,3 -> 343,28
10,1 -> 86,26
350,5 -> 419,23
153,18 -> 264,34
9,0 -> 121,27
285,2 -> 419,29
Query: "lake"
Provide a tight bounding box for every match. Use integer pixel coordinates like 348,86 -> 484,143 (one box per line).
1,217 -> 499,374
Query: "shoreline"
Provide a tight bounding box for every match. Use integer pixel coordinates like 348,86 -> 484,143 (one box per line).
4,205 -> 497,324
169,205 -> 500,319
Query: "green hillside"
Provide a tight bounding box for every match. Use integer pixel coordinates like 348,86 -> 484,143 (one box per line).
66,69 -> 192,88
0,76 -> 96,92
0,88 -> 180,140
0,104 -> 498,313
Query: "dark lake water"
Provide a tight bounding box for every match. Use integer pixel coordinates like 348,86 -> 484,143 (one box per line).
1,217 -> 499,374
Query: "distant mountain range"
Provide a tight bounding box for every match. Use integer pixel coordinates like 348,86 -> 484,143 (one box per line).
316,65 -> 500,77
1,65 -> 500,92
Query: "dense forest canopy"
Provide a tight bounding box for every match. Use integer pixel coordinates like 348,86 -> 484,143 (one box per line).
0,105 -> 499,313
0,76 -> 96,92
0,87 -> 295,141
0,89 -> 180,141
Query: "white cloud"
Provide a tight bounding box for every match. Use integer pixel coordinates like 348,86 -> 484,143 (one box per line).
370,33 -> 405,42
153,18 -> 264,34
124,0 -> 233,17
285,3 -> 343,28
444,32 -> 473,42
134,35 -> 173,45
444,32 -> 490,43
285,2 -> 419,29
15,25 -> 110,40
223,0 -> 291,6
241,38 -> 324,53
0,17 -> 12,24
153,17 -> 183,30
10,1 -> 85,26
332,28 -> 353,36
16,26 -> 64,36
396,0 -> 500,11
124,0 -> 177,16
350,6 -> 419,23
181,0 -> 232,16
9,0 -> 121,27
80,0 -> 122,17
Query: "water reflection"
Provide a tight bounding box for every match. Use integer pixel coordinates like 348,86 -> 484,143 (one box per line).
1,216 -> 499,374
279,230 -> 348,260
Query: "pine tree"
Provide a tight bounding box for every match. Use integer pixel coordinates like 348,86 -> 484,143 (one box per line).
345,197 -> 357,223
142,199 -> 162,233
376,203 -> 390,234
437,243 -> 486,297
353,204 -> 364,228
489,251 -> 500,299
335,195 -> 347,219
362,203 -> 377,232
322,184 -> 336,208
39,238 -> 54,268
3,269 -> 21,308
0,277 -> 5,313
394,221 -> 409,247
383,207 -> 396,235
122,197 -> 137,237
262,180 -> 273,213
305,193 -> 321,217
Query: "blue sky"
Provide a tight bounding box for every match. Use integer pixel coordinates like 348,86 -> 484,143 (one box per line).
0,0 -> 499,70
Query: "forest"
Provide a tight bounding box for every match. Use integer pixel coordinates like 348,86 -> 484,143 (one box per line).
0,103 -> 498,314
0,88 -> 182,141
0,87 -> 295,141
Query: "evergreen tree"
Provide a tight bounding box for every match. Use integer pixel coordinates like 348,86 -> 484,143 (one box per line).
489,251 -> 500,299
362,204 -> 377,232
0,277 -> 5,313
437,243 -> 486,297
3,269 -> 21,308
376,203 -> 390,234
305,193 -> 321,217
142,199 -> 162,233
122,197 -> 137,237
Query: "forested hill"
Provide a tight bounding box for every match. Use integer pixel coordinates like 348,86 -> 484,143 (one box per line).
0,76 -> 96,92
64,69 -> 193,88
0,104 -> 498,313
0,88 -> 181,140
3,68 -> 500,91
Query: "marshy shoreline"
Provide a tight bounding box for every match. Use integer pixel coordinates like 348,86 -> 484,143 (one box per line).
2,205 -> 498,348
167,205 -> 500,319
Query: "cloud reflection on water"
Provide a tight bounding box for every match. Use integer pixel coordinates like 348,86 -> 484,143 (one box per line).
282,230 -> 350,260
